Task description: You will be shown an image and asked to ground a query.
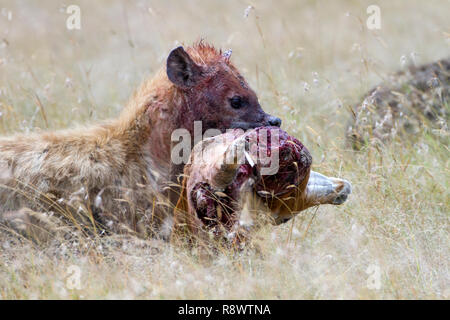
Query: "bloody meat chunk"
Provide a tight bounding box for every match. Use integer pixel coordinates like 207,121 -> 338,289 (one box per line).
177,126 -> 312,239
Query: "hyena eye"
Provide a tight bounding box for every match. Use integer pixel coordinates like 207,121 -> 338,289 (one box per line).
229,96 -> 245,109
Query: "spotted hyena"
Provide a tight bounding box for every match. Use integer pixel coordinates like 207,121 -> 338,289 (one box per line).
0,42 -> 282,241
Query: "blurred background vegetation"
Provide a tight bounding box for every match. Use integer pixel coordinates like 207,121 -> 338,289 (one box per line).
0,0 -> 448,299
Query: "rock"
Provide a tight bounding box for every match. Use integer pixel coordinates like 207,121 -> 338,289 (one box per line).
347,57 -> 449,150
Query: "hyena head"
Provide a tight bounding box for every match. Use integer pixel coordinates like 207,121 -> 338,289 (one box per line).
166,43 -> 281,133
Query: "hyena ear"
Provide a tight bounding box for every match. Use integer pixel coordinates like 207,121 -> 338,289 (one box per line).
167,46 -> 203,89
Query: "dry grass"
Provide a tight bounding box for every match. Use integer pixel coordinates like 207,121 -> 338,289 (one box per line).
0,0 -> 449,299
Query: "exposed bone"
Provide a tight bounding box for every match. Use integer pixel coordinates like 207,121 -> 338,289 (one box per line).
305,171 -> 352,206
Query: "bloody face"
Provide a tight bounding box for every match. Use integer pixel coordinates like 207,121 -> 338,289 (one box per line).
189,69 -> 281,131
167,45 -> 282,135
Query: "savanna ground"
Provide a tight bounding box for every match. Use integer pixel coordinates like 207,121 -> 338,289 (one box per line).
0,0 -> 448,299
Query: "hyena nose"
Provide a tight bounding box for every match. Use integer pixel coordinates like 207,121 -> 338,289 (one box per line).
268,116 -> 282,127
